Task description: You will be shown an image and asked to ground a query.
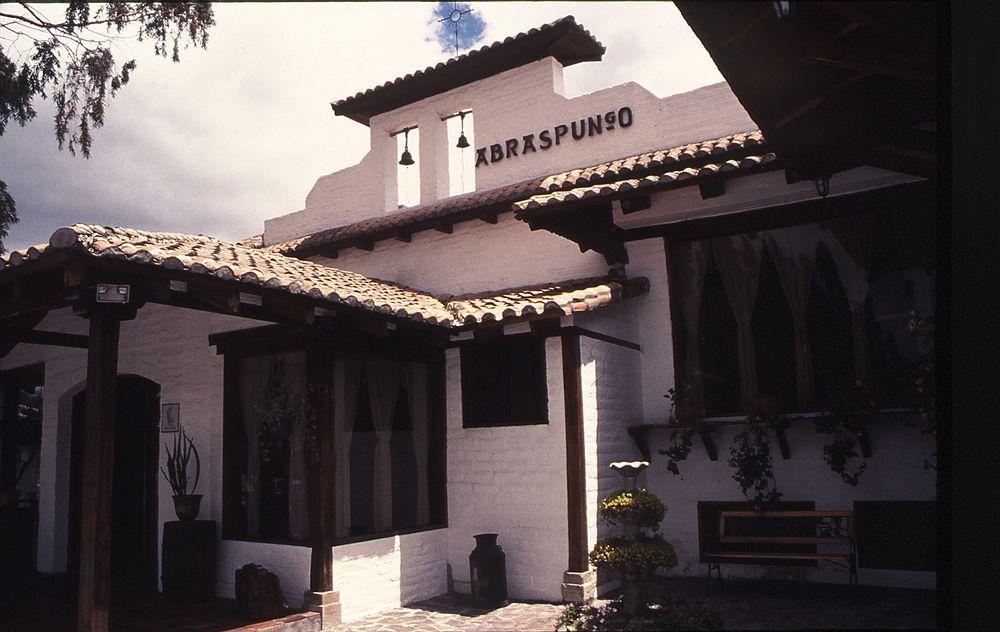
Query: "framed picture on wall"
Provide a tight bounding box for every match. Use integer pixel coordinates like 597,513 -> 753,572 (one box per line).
161,403 -> 180,433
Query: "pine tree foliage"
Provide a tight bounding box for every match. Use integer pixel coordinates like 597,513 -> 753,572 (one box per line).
0,2 -> 216,252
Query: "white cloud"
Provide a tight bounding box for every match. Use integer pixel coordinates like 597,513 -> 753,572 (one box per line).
1,2 -> 722,251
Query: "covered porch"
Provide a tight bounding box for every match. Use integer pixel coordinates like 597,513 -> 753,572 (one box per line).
0,224 -> 646,631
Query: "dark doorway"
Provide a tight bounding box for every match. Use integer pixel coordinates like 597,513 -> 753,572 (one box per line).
68,375 -> 160,599
0,363 -> 45,580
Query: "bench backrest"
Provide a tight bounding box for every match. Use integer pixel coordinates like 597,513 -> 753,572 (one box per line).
718,510 -> 854,546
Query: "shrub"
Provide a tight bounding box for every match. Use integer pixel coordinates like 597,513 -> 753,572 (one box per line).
597,488 -> 666,529
555,597 -> 723,631
589,535 -> 678,575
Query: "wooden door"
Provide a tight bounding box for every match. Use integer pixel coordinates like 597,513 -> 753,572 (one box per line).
68,376 -> 160,597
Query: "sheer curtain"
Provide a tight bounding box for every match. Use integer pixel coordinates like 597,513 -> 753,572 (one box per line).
237,360 -> 262,537
404,361 -> 430,525
764,224 -> 824,408
822,215 -> 878,390
364,353 -> 400,533
335,353 -> 364,537
711,233 -> 764,410
669,240 -> 710,406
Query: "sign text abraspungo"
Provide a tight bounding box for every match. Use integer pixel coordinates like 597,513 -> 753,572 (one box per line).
475,106 -> 634,168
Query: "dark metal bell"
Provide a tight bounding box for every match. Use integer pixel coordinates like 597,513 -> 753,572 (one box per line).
456,133 -> 470,149
399,148 -> 414,166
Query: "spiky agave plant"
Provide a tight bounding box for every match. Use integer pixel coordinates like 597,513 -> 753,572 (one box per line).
161,427 -> 201,496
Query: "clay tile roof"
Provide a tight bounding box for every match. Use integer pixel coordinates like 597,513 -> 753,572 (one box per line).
332,16 -> 605,125
536,130 -> 764,192
268,130 -> 767,258
447,275 -> 649,326
514,152 -> 779,213
1,225 -> 646,329
267,177 -> 546,257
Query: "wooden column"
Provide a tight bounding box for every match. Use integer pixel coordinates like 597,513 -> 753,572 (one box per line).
561,332 -> 589,572
76,312 -> 121,632
307,350 -> 336,592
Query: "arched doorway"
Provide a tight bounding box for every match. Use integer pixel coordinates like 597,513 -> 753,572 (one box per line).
67,375 -> 160,599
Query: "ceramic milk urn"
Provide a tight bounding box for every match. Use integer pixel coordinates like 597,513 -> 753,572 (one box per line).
469,533 -> 508,606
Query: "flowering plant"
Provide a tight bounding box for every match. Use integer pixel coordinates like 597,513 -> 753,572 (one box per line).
589,535 -> 678,574
598,489 -> 665,529
556,596 -> 722,631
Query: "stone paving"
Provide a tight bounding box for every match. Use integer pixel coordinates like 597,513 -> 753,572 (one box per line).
333,578 -> 938,631
334,594 -> 564,632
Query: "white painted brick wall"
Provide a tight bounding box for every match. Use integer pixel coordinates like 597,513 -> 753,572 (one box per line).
263,57 -> 754,245
310,211 -> 609,296
1,304 -> 449,620
645,417 -> 937,589
216,528 -> 448,620
444,338 -> 568,602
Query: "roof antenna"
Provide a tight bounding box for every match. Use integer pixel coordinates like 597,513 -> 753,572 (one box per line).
439,2 -> 473,56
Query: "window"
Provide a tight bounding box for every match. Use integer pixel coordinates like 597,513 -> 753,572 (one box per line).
668,204 -> 935,415
339,350 -> 434,536
460,336 -> 548,427
0,364 -> 44,574
221,335 -> 445,544
229,350 -> 309,541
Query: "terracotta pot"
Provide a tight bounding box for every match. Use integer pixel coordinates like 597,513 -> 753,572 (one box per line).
173,494 -> 202,521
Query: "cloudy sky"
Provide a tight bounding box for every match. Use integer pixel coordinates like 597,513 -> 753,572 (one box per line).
1,2 -> 724,251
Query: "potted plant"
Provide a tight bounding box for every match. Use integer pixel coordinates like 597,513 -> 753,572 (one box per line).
161,427 -> 202,521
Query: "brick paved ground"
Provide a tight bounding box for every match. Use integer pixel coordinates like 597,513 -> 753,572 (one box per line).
334,578 -> 937,631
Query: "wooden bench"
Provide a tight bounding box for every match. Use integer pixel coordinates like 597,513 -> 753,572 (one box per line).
703,510 -> 858,592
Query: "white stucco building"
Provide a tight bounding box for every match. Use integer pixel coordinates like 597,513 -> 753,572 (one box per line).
0,15 -> 937,629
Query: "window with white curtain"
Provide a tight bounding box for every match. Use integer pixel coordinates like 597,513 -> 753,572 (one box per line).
667,204 -> 935,415
223,341 -> 440,544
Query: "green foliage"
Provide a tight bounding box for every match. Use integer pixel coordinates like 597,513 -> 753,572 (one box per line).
0,180 -> 16,254
657,387 -> 699,476
905,309 -> 936,471
161,427 -> 200,496
727,398 -> 784,505
813,382 -> 874,486
589,535 -> 678,574
597,489 -> 665,530
556,597 -> 723,631
0,2 -> 216,251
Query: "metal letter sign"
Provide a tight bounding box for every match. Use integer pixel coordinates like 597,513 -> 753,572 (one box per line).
475,106 -> 634,168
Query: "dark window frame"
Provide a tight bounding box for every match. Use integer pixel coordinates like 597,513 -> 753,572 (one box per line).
459,335 -> 549,428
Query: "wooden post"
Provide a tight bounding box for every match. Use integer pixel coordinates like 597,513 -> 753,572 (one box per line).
561,332 -> 589,572
76,312 -> 121,632
306,350 -> 336,592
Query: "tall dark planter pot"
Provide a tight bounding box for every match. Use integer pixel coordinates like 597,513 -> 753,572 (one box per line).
469,533 -> 509,607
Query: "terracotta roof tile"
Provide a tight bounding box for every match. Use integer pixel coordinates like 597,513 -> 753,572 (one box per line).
1,225 -> 646,329
446,276 -> 649,326
514,152 -> 779,212
268,130 -> 767,257
267,177 -> 545,256
332,16 -> 605,125
537,130 -> 764,192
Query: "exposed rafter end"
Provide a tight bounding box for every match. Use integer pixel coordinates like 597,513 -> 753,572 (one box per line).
620,195 -> 651,214
699,180 -> 726,200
